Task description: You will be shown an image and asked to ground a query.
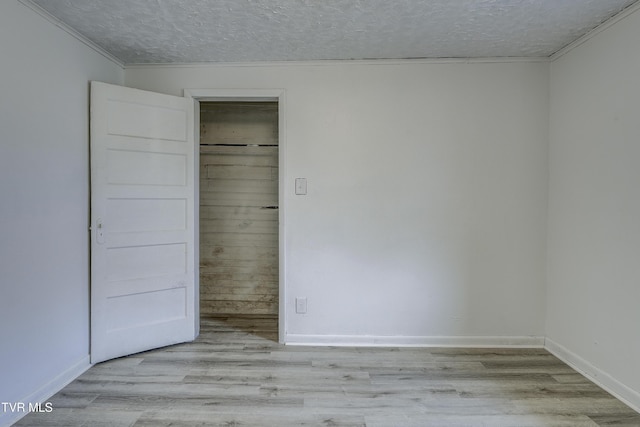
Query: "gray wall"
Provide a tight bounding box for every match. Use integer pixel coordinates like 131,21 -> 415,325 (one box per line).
126,60 -> 549,344
547,6 -> 640,408
0,2 -> 123,424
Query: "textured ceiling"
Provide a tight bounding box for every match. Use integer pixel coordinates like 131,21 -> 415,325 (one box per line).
28,0 -> 639,64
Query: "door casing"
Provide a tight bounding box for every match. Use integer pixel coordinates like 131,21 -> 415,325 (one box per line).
184,89 -> 286,343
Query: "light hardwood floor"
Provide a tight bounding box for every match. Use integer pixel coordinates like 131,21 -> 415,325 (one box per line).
16,316 -> 640,426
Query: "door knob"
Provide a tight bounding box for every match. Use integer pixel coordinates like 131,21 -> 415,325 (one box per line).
96,218 -> 105,244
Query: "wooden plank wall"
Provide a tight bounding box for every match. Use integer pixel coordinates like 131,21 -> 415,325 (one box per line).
199,102 -> 279,316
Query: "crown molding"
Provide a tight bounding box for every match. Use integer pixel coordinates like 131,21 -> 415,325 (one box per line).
125,56 -> 549,70
550,0 -> 640,61
18,0 -> 124,68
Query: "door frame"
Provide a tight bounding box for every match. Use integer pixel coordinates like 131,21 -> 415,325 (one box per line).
184,88 -> 286,343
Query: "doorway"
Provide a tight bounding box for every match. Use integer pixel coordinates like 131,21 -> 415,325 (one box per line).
198,101 -> 280,340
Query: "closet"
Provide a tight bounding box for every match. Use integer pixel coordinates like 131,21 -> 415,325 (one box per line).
199,102 -> 279,324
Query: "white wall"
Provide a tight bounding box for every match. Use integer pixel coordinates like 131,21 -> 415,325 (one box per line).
0,1 -> 123,424
547,7 -> 640,409
126,60 -> 549,344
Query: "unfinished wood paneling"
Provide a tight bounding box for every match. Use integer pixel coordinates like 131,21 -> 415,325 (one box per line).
199,102 -> 278,316
200,102 -> 278,146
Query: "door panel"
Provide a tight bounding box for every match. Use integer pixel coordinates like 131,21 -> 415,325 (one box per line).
106,150 -> 187,185
90,81 -> 196,364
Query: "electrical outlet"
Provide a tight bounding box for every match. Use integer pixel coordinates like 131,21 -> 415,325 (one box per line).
295,297 -> 307,314
295,178 -> 307,195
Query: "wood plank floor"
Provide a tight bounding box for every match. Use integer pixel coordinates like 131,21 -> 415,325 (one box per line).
16,316 -> 640,427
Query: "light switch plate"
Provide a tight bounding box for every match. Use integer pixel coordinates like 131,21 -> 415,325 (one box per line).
296,297 -> 307,314
295,178 -> 307,195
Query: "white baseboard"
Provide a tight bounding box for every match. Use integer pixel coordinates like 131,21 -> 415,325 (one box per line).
544,337 -> 640,413
285,334 -> 545,348
0,356 -> 91,427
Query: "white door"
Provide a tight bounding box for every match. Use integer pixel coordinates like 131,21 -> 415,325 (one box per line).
90,81 -> 196,364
